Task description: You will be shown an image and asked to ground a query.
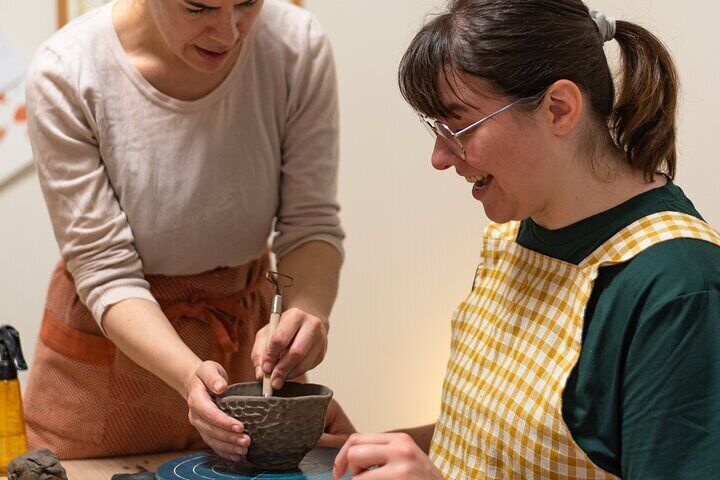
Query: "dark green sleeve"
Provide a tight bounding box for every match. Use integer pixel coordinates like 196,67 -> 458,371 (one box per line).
622,291 -> 720,479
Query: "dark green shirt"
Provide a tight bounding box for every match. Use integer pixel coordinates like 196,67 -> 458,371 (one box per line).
516,181 -> 720,479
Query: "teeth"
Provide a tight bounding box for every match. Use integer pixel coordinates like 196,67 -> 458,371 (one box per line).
465,175 -> 489,183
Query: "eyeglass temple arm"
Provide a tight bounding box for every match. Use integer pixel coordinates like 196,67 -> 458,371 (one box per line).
454,98 -> 524,137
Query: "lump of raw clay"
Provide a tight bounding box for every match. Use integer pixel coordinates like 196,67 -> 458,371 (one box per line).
6,449 -> 67,480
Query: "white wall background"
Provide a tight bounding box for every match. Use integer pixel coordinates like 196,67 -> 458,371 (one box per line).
1,0 -> 719,436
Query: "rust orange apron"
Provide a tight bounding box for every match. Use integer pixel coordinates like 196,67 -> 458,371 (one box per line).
23,252 -> 272,459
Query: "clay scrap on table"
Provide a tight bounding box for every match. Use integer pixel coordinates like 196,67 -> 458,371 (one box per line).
111,473 -> 156,480
6,449 -> 67,480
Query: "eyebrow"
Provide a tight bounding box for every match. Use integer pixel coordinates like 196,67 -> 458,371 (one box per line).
184,0 -> 253,8
444,102 -> 470,114
184,1 -> 219,9
436,101 -> 473,121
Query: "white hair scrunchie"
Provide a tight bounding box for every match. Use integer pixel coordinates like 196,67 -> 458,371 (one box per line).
590,9 -> 617,42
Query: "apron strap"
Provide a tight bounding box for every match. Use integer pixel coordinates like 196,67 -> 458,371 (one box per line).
578,211 -> 720,270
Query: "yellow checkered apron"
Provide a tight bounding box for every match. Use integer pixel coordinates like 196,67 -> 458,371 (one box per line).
430,212 -> 720,479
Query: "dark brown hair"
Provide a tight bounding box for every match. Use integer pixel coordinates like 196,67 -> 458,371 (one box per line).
399,0 -> 679,180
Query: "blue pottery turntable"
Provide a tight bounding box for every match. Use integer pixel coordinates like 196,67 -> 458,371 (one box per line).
156,447 -> 351,480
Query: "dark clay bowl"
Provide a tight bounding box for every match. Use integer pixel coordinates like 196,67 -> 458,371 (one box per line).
215,381 -> 333,471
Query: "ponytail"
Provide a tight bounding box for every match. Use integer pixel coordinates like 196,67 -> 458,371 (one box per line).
612,21 -> 679,180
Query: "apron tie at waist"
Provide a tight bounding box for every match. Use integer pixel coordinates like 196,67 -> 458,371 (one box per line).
158,268 -> 270,363
161,290 -> 256,363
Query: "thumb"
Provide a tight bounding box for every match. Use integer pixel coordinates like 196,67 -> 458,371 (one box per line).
197,361 -> 229,394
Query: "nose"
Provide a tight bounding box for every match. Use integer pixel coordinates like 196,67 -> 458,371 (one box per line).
208,9 -> 241,46
430,137 -> 461,171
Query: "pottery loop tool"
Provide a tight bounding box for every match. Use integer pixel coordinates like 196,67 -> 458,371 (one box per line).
263,271 -> 294,397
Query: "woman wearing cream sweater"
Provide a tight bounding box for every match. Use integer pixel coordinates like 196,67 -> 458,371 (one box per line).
24,0 -> 343,461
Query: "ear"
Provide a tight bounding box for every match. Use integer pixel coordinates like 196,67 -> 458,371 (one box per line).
541,80 -> 583,137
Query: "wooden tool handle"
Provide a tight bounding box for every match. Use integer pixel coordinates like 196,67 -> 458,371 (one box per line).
262,311 -> 281,397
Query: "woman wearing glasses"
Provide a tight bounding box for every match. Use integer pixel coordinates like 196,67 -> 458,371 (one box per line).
23,0 -> 343,461
324,1 -> 720,479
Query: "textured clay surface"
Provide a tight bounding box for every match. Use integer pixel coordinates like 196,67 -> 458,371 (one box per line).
6,449 -> 68,480
216,382 -> 333,471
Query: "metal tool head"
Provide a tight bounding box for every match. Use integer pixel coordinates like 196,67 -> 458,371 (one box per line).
265,271 -> 294,296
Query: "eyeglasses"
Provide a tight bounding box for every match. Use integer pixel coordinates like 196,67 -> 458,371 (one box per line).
418,97 -> 527,161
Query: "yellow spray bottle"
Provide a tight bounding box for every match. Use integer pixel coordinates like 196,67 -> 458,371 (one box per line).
0,325 -> 28,475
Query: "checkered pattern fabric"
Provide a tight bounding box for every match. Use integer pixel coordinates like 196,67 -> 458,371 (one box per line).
429,212 -> 720,479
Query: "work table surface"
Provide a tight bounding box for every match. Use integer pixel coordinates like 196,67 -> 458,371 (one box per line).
2,450 -> 187,480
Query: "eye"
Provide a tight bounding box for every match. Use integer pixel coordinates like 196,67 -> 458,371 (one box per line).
237,0 -> 257,8
185,7 -> 206,14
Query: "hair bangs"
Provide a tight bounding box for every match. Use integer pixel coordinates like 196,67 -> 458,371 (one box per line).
398,15 -> 458,120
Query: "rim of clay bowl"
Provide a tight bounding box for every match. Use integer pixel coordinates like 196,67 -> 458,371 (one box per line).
217,381 -> 333,401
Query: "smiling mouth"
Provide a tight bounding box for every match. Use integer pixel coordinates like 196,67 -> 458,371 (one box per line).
195,46 -> 230,57
466,175 -> 492,188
